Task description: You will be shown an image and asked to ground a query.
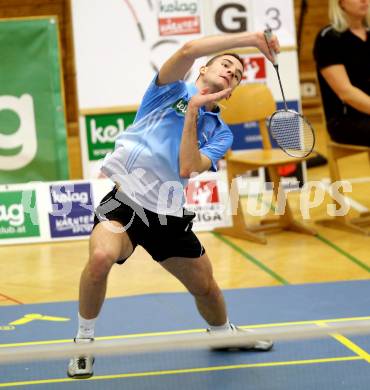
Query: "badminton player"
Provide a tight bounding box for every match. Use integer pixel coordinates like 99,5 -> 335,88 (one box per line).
68,30 -> 280,379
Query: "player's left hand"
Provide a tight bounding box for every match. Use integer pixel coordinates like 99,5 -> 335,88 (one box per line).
189,87 -> 232,110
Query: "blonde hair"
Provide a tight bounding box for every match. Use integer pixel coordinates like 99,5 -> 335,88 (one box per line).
329,0 -> 370,32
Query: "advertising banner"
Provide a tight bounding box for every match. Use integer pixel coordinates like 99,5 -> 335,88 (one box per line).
158,0 -> 202,36
185,172 -> 232,230
48,183 -> 94,238
79,109 -> 137,179
209,0 -> 296,46
71,0 -> 205,109
0,190 -> 40,240
85,112 -> 136,161
0,174 -> 232,245
0,17 -> 69,185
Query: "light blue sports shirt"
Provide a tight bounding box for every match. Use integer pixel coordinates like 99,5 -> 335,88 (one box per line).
101,75 -> 233,216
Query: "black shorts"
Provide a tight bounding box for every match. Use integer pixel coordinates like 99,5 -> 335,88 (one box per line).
327,116 -> 370,147
93,187 -> 205,263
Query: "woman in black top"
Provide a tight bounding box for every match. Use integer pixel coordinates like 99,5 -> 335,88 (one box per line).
313,0 -> 370,146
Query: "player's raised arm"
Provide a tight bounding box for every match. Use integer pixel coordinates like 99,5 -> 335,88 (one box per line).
157,31 -> 280,85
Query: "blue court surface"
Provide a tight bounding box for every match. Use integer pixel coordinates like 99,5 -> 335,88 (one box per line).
1,280 -> 370,389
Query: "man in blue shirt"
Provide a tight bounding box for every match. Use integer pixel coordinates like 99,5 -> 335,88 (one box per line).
100,79 -> 235,216
68,30 -> 280,379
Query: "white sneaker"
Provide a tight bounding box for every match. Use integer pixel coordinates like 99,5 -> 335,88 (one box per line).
208,323 -> 273,352
67,338 -> 95,379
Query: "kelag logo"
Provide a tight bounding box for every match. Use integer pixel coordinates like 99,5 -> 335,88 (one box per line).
48,183 -> 94,238
158,0 -> 201,36
172,98 -> 189,115
159,0 -> 198,14
86,112 -> 136,161
0,190 -> 40,239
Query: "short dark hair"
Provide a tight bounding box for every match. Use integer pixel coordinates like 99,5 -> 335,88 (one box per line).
205,52 -> 244,70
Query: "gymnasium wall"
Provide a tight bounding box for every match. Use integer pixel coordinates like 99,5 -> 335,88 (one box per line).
0,0 -> 330,178
295,0 -> 330,75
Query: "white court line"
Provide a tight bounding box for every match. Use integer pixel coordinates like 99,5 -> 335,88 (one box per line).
321,178 -> 369,213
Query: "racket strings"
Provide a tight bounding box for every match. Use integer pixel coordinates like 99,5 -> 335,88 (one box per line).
269,110 -> 315,157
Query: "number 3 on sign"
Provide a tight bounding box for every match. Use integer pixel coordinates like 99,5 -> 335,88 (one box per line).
265,7 -> 281,31
251,0 -> 296,46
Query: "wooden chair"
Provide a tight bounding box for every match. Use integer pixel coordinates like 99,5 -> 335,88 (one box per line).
316,137 -> 370,235
215,83 -> 317,244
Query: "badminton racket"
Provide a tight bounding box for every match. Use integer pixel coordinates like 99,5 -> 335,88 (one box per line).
264,28 -> 315,158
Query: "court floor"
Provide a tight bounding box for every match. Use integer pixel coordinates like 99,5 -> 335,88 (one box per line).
1,280 -> 370,389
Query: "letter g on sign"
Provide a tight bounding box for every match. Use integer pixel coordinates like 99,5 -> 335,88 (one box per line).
215,2 -> 248,33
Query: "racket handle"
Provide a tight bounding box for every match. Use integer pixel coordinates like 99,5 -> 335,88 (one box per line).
264,27 -> 278,66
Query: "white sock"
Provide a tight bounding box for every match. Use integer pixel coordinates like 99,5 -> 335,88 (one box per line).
76,313 -> 96,340
208,319 -> 232,332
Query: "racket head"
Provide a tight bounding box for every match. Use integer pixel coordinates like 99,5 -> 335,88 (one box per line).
268,109 -> 315,158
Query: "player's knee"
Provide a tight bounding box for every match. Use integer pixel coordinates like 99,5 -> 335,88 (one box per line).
88,248 -> 115,281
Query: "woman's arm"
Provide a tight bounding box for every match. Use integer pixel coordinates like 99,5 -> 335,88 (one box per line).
321,65 -> 370,115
